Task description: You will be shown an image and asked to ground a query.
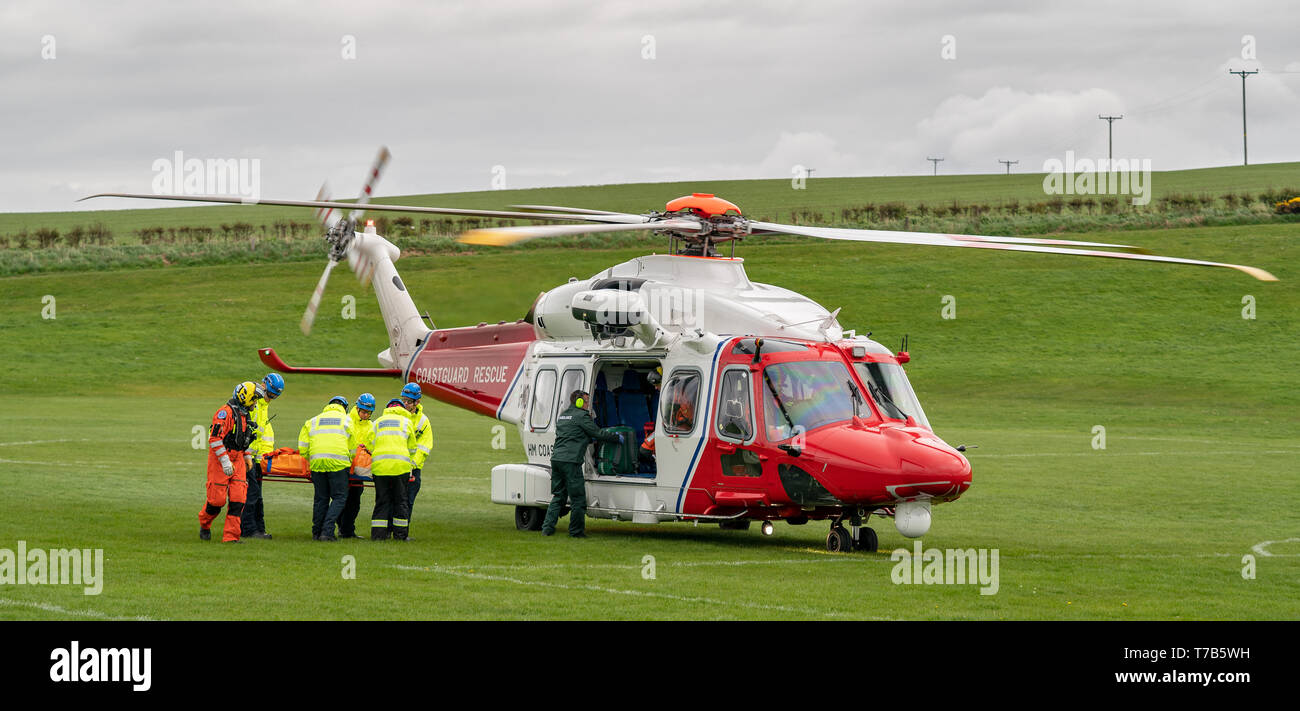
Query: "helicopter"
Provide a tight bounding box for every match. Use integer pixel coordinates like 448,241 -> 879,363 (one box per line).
85,149 -> 1277,553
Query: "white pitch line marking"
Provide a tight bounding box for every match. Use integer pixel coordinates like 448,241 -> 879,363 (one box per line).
0,597 -> 158,621
431,557 -> 879,572
1121,436 -> 1300,448
1251,538 -> 1300,558
392,564 -> 883,619
425,552 -> 1262,574
0,458 -> 216,469
0,438 -> 184,447
1002,434 -> 1300,448
0,458 -> 117,469
0,439 -> 84,447
1014,553 -> 1240,559
971,449 -> 1297,459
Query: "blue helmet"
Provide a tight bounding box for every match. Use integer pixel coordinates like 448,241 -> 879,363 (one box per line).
386,398 -> 404,408
262,373 -> 285,398
356,393 -> 376,413
401,382 -> 422,401
328,395 -> 349,409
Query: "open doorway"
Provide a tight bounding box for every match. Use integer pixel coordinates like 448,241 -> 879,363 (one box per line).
591,359 -> 662,476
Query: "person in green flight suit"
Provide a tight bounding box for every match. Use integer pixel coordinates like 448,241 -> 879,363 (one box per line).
542,389 -> 623,538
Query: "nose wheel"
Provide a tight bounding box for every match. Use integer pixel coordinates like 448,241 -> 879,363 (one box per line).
826,518 -> 879,553
853,525 -> 879,552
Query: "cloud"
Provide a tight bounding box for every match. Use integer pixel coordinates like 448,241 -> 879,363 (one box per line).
756,132 -> 860,178
3,1 -> 1300,211
878,87 -> 1123,174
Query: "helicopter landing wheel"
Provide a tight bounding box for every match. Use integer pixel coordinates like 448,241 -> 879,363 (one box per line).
515,506 -> 544,531
826,525 -> 853,553
854,526 -> 879,553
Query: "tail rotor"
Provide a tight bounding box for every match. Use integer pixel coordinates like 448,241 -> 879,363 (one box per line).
299,146 -> 390,335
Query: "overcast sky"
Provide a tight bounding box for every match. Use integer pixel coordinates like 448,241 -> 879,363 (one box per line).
2,0 -> 1298,212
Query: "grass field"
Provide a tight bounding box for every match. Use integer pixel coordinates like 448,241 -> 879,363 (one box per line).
0,179 -> 1297,620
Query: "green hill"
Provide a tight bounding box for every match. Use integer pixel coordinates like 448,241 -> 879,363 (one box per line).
3,161 -> 1298,236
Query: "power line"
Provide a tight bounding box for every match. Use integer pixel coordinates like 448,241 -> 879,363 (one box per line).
926,157 -> 944,176
1126,71 -> 1223,115
1228,69 -> 1259,166
998,159 -> 1018,174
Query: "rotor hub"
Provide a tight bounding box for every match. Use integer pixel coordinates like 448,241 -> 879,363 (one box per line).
664,192 -> 742,218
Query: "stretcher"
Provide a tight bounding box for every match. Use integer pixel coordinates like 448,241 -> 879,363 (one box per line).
257,447 -> 374,488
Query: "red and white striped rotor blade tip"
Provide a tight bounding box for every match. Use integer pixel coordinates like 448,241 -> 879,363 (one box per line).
313,182 -> 338,229
350,146 -> 391,223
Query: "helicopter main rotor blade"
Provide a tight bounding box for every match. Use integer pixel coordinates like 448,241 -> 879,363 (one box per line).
510,204 -> 632,216
755,222 -> 1141,251
459,218 -> 701,246
79,193 -> 646,224
748,220 -> 1278,281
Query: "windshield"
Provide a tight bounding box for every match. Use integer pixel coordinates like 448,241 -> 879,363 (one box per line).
761,361 -> 857,441
853,362 -> 931,430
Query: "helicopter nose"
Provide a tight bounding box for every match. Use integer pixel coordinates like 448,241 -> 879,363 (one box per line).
896,436 -> 972,499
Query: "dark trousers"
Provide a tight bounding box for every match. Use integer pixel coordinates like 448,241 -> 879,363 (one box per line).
542,460 -> 586,536
311,467 -> 349,538
406,468 -> 422,521
241,461 -> 267,534
338,475 -> 364,537
371,475 -> 410,540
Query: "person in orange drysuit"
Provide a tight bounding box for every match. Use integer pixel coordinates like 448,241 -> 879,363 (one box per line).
200,382 -> 259,543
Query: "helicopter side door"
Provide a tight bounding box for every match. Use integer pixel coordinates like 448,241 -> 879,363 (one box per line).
703,365 -> 769,508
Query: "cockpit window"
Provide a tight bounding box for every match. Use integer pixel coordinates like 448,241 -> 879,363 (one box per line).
761,361 -> 857,441
853,362 -> 931,430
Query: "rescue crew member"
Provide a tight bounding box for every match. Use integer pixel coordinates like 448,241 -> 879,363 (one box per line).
667,374 -> 695,432
639,369 -> 663,465
337,393 -> 376,539
242,372 -> 284,539
367,398 -> 417,541
542,390 -> 623,538
200,382 -> 259,543
399,383 -> 433,527
298,396 -> 357,541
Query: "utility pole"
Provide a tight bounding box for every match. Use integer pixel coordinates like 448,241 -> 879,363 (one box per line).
998,159 -> 1018,175
1098,115 -> 1123,162
1228,69 -> 1259,166
926,157 -> 944,176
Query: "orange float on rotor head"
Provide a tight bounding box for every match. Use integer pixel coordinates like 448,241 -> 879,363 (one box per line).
665,193 -> 742,217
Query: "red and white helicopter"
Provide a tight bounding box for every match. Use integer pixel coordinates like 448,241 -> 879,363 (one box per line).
87,149 -> 1277,552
